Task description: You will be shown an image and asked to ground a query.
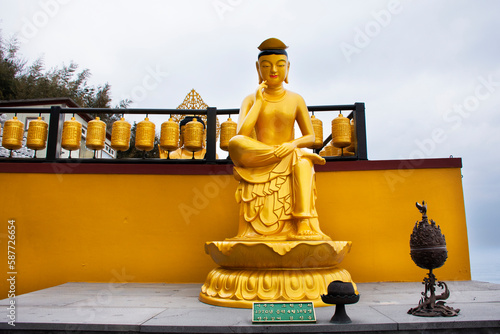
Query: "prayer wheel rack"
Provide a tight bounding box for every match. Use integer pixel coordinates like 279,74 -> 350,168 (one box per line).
0,103 -> 366,164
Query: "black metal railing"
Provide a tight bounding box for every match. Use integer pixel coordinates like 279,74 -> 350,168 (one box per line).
0,103 -> 367,164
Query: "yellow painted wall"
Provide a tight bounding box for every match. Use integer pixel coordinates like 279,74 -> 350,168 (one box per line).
0,163 -> 470,298
316,167 -> 470,284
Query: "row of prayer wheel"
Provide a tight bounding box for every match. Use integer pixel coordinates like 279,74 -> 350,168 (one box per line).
0,115 -> 110,155
111,116 -> 216,153
1,116 -> 48,154
311,113 -> 356,155
61,116 -> 107,152
0,114 -> 235,155
1,112 -> 355,156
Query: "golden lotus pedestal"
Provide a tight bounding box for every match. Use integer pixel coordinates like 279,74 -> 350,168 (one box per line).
199,240 -> 355,308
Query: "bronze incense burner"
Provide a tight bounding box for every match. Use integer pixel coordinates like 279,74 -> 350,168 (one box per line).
408,201 -> 460,317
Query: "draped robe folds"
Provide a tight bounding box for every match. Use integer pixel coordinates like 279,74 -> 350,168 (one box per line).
228,135 -> 329,239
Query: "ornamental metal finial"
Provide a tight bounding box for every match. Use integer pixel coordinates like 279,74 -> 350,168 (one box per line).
415,201 -> 427,220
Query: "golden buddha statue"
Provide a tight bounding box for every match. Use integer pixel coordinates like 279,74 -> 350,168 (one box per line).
200,38 -> 355,308
228,37 -> 329,241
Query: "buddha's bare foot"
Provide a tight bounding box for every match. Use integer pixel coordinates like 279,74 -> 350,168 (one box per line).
288,219 -> 323,240
302,152 -> 326,165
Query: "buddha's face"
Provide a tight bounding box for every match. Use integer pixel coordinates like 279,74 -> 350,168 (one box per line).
256,54 -> 289,87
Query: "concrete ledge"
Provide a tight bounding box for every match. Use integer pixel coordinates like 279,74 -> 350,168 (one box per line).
0,281 -> 499,333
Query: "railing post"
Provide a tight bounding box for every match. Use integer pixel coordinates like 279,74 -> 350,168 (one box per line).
46,106 -> 64,162
354,102 -> 367,160
206,107 -> 217,162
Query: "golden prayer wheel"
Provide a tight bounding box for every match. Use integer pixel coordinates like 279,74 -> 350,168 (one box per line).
220,117 -> 237,151
135,116 -> 155,151
160,118 -> 179,152
26,116 -> 48,151
310,115 -> 323,149
61,116 -> 82,151
86,116 -> 106,151
346,119 -> 357,153
2,116 -> 24,151
332,113 -> 351,148
184,117 -> 204,152
324,144 -> 333,157
111,117 -> 131,151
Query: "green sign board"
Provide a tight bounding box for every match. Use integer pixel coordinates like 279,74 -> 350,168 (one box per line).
252,302 -> 316,323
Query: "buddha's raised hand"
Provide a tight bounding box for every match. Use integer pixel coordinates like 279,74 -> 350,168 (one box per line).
255,81 -> 268,103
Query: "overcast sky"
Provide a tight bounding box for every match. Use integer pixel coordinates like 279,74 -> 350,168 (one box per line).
1,0 -> 499,279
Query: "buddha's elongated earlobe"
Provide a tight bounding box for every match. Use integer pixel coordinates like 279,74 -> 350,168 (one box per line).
256,61 -> 263,84
284,62 -> 290,84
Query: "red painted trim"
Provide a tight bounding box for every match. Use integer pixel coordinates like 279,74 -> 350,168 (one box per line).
0,162 -> 235,175
0,158 -> 462,175
315,158 -> 462,172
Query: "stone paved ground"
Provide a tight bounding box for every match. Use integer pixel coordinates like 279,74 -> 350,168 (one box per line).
0,280 -> 499,333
